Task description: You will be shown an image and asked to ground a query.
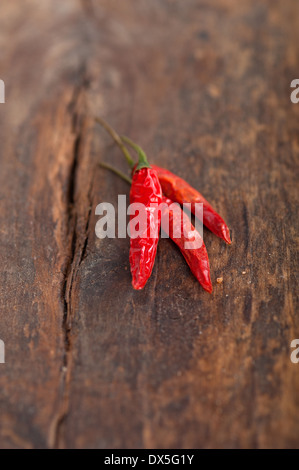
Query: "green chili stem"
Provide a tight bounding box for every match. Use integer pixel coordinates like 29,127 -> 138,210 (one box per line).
95,117 -> 135,168
121,136 -> 151,171
99,161 -> 132,185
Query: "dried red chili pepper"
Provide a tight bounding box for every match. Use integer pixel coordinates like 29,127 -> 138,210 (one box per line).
98,160 -> 213,293
129,164 -> 162,290
95,117 -> 162,290
151,165 -> 231,244
95,118 -> 228,293
160,196 -> 212,293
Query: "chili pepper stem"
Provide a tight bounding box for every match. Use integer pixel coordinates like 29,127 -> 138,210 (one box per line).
121,136 -> 151,171
99,162 -> 132,185
95,116 -> 135,169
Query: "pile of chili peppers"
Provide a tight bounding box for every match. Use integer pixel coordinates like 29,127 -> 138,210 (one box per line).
95,117 -> 231,293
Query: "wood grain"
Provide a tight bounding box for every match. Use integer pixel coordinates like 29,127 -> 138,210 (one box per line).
0,0 -> 298,448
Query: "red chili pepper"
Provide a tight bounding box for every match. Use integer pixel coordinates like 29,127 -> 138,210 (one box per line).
161,196 -> 212,293
129,166 -> 162,290
95,119 -> 227,293
151,165 -> 231,244
95,117 -> 162,290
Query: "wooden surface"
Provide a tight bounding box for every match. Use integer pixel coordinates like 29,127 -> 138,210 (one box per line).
0,0 -> 298,449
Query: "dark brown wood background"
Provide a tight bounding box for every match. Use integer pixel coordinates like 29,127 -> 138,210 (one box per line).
0,0 -> 298,449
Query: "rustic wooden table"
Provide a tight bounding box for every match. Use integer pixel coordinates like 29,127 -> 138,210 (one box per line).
0,0 -> 298,449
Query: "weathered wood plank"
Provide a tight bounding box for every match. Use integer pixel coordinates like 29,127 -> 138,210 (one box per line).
0,0 -> 298,449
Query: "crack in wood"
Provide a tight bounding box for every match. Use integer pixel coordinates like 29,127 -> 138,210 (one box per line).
50,77 -> 92,449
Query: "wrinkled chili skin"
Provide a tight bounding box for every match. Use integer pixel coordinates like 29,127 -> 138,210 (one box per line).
152,165 -> 231,244
160,196 -> 212,293
129,167 -> 162,290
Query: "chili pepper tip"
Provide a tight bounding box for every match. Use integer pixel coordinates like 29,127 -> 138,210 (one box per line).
204,285 -> 213,294
222,226 -> 232,245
